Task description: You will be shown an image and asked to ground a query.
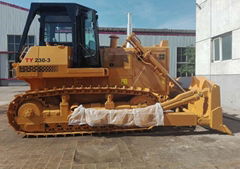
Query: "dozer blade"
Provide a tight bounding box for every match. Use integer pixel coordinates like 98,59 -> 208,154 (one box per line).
175,76 -> 232,135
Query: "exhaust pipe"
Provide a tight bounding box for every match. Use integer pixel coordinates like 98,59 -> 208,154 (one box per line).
109,35 -> 119,48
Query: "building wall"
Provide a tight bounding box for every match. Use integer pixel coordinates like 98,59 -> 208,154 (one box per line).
0,3 -> 39,51
196,0 -> 240,109
0,2 -> 39,79
0,54 -> 8,79
100,34 -> 195,77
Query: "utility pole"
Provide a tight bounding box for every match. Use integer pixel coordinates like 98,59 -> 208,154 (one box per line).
127,12 -> 132,48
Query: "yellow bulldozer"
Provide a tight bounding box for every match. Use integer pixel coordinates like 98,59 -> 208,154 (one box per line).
8,3 -> 232,136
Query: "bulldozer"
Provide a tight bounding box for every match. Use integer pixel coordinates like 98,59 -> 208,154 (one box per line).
8,2 -> 232,136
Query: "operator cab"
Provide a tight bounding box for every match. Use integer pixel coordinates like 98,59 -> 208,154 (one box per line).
18,3 -> 100,67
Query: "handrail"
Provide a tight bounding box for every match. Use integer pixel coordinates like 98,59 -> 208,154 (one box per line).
19,46 -> 29,61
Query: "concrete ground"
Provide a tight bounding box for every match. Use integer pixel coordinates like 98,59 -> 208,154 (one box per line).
0,86 -> 240,169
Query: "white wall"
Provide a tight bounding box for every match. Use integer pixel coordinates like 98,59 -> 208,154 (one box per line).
207,75 -> 240,110
196,0 -> 240,110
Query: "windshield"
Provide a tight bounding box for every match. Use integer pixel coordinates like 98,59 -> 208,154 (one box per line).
44,16 -> 72,43
45,23 -> 72,43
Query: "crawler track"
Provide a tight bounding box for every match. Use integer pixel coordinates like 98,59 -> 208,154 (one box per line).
8,86 -> 161,137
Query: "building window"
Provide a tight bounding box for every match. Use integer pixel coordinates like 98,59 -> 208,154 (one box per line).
213,38 -> 220,61
177,47 -> 195,77
7,35 -> 35,77
212,32 -> 232,61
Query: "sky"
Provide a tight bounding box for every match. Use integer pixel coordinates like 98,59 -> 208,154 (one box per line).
1,0 -> 196,30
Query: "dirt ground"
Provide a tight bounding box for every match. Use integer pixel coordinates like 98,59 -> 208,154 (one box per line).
0,86 -> 240,169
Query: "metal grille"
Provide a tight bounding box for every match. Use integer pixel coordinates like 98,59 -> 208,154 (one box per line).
19,66 -> 58,72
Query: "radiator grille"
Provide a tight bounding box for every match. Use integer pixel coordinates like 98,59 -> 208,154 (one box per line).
19,66 -> 58,72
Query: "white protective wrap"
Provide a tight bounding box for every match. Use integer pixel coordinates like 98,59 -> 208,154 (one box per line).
68,103 -> 164,127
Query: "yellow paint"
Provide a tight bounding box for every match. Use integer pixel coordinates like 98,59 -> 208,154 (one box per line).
121,78 -> 128,85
